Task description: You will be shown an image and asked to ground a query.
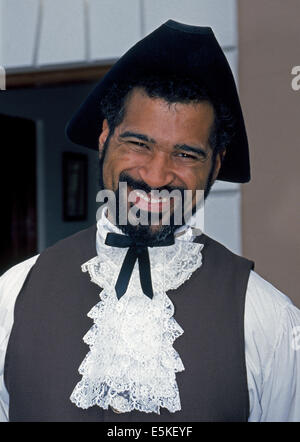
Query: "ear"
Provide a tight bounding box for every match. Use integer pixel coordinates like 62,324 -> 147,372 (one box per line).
98,119 -> 110,159
212,149 -> 226,182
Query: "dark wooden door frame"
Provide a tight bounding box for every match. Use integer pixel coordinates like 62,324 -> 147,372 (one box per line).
6,63 -> 112,89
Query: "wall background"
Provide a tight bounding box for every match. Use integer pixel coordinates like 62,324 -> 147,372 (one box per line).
239,0 -> 300,306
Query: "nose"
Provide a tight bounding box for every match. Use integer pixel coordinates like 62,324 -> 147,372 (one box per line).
138,152 -> 175,188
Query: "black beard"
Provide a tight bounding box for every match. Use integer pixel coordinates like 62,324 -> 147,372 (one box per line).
114,172 -> 186,243
118,217 -> 177,244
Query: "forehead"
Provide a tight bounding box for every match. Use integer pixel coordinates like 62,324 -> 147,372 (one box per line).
117,87 -> 215,146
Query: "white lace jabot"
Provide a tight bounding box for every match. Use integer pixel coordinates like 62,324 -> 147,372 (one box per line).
70,207 -> 204,414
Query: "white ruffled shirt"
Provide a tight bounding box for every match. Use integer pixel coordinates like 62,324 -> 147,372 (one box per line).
70,210 -> 203,414
1,210 -> 300,421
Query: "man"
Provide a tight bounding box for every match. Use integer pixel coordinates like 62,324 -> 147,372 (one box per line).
1,20 -> 300,422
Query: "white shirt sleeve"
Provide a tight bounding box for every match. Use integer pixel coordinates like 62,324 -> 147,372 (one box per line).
0,255 -> 39,422
245,270 -> 300,421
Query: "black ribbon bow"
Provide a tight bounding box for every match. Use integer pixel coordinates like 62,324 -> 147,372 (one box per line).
105,232 -> 175,300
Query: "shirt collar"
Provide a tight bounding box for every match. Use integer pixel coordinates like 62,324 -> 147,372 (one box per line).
96,204 -> 202,248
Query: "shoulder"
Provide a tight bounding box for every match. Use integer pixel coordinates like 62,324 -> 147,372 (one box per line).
36,225 -> 97,265
0,255 -> 40,345
0,255 -> 40,293
196,233 -> 254,270
0,226 -> 96,308
247,270 -> 294,304
245,270 -> 296,335
0,255 -> 40,308
0,226 -> 96,302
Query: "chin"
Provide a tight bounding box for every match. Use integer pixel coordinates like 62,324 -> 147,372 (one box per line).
118,221 -> 177,244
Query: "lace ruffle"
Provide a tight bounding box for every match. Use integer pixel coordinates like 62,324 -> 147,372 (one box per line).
70,217 -> 203,414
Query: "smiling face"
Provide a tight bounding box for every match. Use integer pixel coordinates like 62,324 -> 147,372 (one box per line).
98,87 -> 222,241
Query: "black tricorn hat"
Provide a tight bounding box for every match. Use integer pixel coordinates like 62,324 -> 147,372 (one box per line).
66,20 -> 250,183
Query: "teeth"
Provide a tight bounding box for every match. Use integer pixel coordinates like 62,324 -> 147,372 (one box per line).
135,190 -> 168,203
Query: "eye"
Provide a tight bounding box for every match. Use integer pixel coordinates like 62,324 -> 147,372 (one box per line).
129,141 -> 149,150
175,151 -> 208,163
176,152 -> 198,160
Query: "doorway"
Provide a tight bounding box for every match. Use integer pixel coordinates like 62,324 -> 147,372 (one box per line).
0,114 -> 37,274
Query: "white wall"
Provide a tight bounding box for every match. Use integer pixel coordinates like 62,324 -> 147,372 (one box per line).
0,0 -> 237,67
89,0 -> 141,61
141,0 -> 237,47
38,0 -> 86,65
0,0 -> 39,68
205,183 -> 241,254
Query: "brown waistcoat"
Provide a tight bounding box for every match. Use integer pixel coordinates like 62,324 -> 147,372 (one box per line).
4,225 -> 254,422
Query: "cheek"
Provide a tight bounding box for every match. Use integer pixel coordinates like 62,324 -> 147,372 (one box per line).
194,174 -> 209,190
178,168 -> 210,191
102,156 -> 116,189
193,158 -> 215,189
102,150 -> 136,189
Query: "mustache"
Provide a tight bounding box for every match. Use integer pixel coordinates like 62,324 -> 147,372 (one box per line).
118,171 -> 186,195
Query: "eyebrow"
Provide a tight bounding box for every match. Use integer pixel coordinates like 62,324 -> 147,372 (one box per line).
174,144 -> 208,158
119,131 -> 156,144
119,131 -> 208,158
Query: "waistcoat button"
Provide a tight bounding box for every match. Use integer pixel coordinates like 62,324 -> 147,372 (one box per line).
110,406 -> 123,414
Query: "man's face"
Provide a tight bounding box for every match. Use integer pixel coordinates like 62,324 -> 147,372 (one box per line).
98,87 -> 222,241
